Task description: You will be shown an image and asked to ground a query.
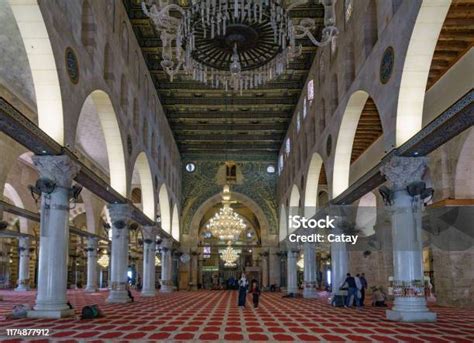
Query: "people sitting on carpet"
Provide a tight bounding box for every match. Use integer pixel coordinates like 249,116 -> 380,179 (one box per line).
371,286 -> 388,307
249,279 -> 261,308
237,273 -> 248,308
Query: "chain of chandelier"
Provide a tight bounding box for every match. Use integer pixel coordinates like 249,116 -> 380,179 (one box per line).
142,0 -> 338,92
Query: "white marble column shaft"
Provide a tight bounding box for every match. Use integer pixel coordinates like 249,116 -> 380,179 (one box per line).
28,155 -> 79,318
331,224 -> 348,296
287,250 -> 298,294
15,237 -> 30,291
160,238 -> 174,292
191,252 -> 198,290
303,243 -> 318,298
381,157 -> 436,322
85,238 -> 98,292
141,226 -> 157,296
106,204 -> 132,303
261,252 -> 269,288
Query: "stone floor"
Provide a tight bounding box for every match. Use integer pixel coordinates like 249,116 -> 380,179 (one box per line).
0,289 -> 473,342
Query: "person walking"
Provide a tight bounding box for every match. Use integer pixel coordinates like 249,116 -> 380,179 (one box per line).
238,273 -> 249,308
249,279 -> 261,308
342,273 -> 359,307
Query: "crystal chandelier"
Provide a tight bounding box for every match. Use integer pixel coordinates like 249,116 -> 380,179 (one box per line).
220,244 -> 240,267
206,184 -> 246,241
155,255 -> 162,266
97,250 -> 109,269
142,0 -> 338,92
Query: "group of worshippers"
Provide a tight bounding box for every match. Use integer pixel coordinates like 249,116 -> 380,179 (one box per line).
237,273 -> 261,308
341,273 -> 368,307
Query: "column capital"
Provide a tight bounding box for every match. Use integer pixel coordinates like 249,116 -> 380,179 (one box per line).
87,237 -> 98,249
160,237 -> 173,250
380,156 -> 428,190
142,226 -> 157,241
32,155 -> 79,188
107,204 -> 133,226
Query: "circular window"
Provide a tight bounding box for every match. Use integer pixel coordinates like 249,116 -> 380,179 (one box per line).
185,162 -> 196,173
266,165 -> 276,174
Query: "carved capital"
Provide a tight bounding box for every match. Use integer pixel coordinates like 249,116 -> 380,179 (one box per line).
107,204 -> 133,227
142,226 -> 157,241
87,237 -> 98,249
32,155 -> 80,188
160,237 -> 173,249
380,156 -> 428,190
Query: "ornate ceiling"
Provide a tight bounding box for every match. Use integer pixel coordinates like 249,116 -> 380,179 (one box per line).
123,0 -> 324,154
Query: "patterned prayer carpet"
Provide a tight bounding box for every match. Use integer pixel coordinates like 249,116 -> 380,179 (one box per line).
0,289 -> 473,342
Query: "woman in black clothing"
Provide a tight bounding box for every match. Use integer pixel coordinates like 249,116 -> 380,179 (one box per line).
249,280 -> 261,308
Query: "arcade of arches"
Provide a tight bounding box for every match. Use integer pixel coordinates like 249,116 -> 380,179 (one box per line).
0,0 -> 473,341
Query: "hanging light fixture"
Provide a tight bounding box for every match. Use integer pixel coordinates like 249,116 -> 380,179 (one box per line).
97,250 -> 109,269
142,0 -> 338,92
206,184 -> 246,241
220,244 -> 240,267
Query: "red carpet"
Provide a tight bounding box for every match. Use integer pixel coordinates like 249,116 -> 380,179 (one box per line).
0,290 -> 473,342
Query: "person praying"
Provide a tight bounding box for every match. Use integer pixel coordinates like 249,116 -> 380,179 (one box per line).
238,273 -> 249,308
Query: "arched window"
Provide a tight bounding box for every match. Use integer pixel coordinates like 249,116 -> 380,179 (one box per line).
81,0 -> 96,53
103,43 -> 114,83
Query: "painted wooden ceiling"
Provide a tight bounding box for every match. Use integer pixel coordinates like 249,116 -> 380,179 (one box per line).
123,0 -> 324,155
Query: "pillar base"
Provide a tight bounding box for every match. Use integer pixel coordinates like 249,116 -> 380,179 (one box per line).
386,309 -> 437,322
27,308 -> 74,319
303,288 -> 318,298
106,290 -> 131,303
160,285 -> 174,293
386,297 -> 436,322
84,286 -> 98,293
15,285 -> 30,292
141,289 -> 156,297
287,287 -> 298,295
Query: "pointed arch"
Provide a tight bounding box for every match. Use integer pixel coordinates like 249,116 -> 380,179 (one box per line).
333,90 -> 369,198
77,90 -> 127,196
304,153 -> 324,217
288,184 -> 300,234
171,204 -> 180,241
8,0 -> 64,143
159,184 -> 171,233
396,0 -> 451,146
132,152 -> 155,220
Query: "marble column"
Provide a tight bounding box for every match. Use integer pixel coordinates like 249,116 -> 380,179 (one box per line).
303,243 -> 318,298
380,157 -> 436,322
260,251 -> 269,289
330,223 -> 348,296
106,204 -> 133,303
28,155 -> 79,319
15,237 -> 30,291
141,226 -> 156,296
287,250 -> 298,294
160,238 -> 174,292
85,238 -> 98,292
190,251 -> 199,290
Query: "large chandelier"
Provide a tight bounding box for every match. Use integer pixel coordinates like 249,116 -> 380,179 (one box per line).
142,0 -> 338,92
206,185 -> 246,241
220,244 -> 240,267
97,250 -> 109,269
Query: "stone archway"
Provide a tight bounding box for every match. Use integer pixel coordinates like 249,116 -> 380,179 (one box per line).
186,191 -> 272,247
